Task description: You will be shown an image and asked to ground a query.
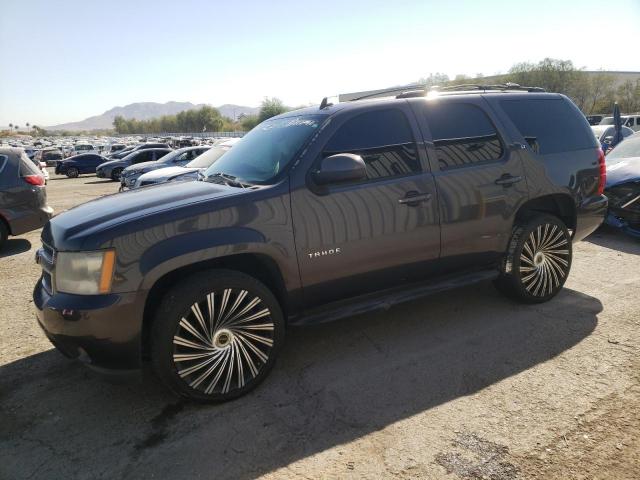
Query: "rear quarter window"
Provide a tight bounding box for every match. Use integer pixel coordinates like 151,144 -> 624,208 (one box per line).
19,153 -> 41,176
500,98 -> 597,155
0,155 -> 8,175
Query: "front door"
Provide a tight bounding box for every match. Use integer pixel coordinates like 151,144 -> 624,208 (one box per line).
291,105 -> 441,309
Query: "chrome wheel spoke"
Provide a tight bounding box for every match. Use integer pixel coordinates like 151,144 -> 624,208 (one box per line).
520,222 -> 570,297
172,287 -> 274,396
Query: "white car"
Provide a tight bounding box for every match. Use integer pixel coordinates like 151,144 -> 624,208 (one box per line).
599,115 -> 640,132
70,143 -> 96,156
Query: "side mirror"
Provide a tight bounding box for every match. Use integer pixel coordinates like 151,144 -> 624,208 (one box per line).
312,153 -> 366,185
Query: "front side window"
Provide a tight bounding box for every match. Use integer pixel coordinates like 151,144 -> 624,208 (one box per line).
425,102 -> 503,170
323,109 -> 420,180
204,114 -> 323,184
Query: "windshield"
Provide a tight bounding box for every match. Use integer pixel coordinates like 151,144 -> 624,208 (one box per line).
187,146 -> 228,168
607,135 -> 640,162
203,114 -> 324,183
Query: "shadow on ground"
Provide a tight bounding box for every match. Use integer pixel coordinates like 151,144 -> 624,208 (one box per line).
586,225 -> 640,255
0,283 -> 601,480
0,239 -> 32,258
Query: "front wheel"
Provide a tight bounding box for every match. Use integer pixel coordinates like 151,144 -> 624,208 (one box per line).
495,214 -> 572,304
151,270 -> 285,402
111,168 -> 122,181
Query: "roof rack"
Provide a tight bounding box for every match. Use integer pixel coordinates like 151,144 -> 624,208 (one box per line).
430,83 -> 546,93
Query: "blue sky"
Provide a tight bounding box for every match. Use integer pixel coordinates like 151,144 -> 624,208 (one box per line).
1,0 -> 639,126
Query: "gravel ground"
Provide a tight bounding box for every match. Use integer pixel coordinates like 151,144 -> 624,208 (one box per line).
1,172 -> 638,480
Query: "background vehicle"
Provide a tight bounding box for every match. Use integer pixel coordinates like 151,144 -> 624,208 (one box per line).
55,153 -> 110,178
0,148 -> 53,249
120,146 -> 210,189
599,114 -> 640,131
603,134 -> 640,236
30,157 -> 49,184
103,144 -> 127,156
34,87 -> 607,402
134,138 -> 239,188
70,143 -> 96,156
36,148 -> 64,166
586,114 -> 605,125
96,148 -> 172,181
591,125 -> 634,150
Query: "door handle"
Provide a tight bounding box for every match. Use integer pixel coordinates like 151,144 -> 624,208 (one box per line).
494,174 -> 523,187
398,191 -> 432,206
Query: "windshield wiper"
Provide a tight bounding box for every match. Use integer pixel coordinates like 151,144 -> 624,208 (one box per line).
203,172 -> 252,188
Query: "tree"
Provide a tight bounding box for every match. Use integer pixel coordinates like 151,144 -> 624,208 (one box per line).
14,125 -> 19,132
587,72 -> 616,114
8,123 -> 12,131
258,97 -> 287,122
418,73 -> 450,88
241,115 -> 260,131
616,80 -> 640,113
26,122 -> 30,134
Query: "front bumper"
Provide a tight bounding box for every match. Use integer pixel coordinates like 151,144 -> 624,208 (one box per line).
96,168 -> 107,178
33,277 -> 146,373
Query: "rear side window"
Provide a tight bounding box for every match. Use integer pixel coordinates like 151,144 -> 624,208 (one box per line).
323,109 -> 421,180
0,155 -> 8,176
19,154 -> 41,176
500,98 -> 596,154
424,102 -> 504,170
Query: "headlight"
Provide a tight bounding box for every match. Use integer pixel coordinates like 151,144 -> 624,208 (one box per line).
55,250 -> 116,295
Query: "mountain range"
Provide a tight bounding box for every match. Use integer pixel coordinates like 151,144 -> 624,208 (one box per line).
46,102 -> 259,131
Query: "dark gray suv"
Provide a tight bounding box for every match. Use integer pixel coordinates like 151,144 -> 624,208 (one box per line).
0,148 -> 53,249
34,85 -> 607,402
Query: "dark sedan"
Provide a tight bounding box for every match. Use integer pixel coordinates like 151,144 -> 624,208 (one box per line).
0,148 -> 53,249
96,148 -> 172,181
604,133 -> 640,237
119,146 -> 210,190
55,153 -> 110,178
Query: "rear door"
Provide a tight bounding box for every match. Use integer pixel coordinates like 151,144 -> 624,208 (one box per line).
291,105 -> 441,308
411,97 -> 529,269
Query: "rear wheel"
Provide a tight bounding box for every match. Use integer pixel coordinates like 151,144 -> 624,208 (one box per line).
151,270 -> 285,402
66,167 -> 79,178
495,214 -> 572,304
0,221 -> 8,250
111,168 -> 122,181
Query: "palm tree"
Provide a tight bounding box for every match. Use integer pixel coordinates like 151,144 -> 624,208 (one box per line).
14,125 -> 19,133
26,122 -> 30,134
8,123 -> 13,132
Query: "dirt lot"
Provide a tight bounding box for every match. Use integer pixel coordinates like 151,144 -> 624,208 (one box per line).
1,172 -> 638,480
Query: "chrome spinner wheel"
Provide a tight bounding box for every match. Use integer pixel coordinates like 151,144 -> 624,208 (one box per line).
172,288 -> 275,396
519,223 -> 570,297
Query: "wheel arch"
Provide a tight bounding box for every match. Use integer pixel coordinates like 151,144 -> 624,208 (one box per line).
515,194 -> 577,233
140,252 -> 288,359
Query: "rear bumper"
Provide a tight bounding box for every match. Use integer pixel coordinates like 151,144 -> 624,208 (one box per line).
574,194 -> 607,242
10,205 -> 54,236
33,277 -> 146,372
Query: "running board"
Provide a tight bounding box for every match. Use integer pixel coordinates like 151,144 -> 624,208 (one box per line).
290,269 -> 499,327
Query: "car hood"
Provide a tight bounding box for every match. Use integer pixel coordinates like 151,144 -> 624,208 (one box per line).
123,161 -> 166,175
605,156 -> 640,188
43,180 -> 244,251
98,159 -> 127,169
139,166 -> 199,181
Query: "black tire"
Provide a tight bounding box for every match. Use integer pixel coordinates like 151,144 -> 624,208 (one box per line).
0,221 -> 8,250
151,269 -> 285,402
111,168 -> 122,181
66,167 -> 79,178
494,214 -> 572,304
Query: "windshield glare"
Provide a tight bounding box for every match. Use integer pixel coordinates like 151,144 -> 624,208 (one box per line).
204,115 -> 323,183
607,135 -> 640,162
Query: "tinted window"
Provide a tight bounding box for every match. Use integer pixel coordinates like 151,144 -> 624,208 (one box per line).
19,154 -> 41,176
134,151 -> 154,163
425,102 -> 503,170
324,109 -> 420,180
0,155 -> 8,175
501,98 -> 597,154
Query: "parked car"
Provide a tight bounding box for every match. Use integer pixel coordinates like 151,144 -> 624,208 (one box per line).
120,146 -> 210,190
591,125 -> 634,150
55,153 -> 110,178
36,148 -> 64,166
134,139 -> 239,188
96,148 -> 172,181
70,143 -> 96,156
103,144 -> 127,156
585,114 -> 605,126
34,88 -> 607,402
106,143 -> 170,160
0,148 -> 53,249
603,134 -> 640,236
599,114 -> 640,132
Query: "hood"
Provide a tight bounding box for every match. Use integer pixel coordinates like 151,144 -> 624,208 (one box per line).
98,158 -> 128,169
122,160 -> 163,175
605,156 -> 640,188
139,166 -> 198,182
43,180 -> 243,251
